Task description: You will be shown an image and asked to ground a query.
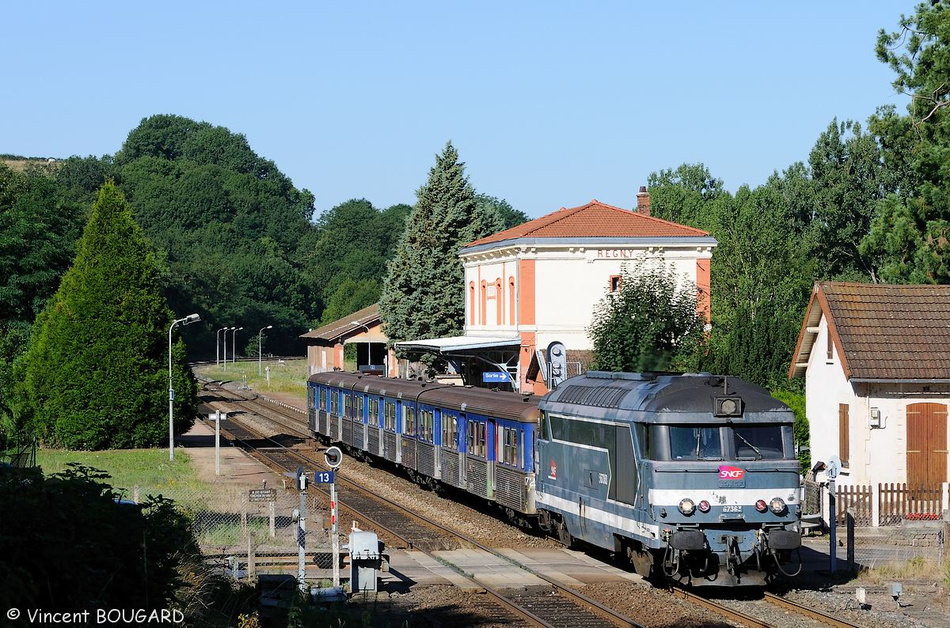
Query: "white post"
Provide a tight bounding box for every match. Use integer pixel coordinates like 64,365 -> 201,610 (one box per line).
331,482 -> 340,587
942,482 -> 949,516
214,410 -> 221,476
298,476 -> 307,592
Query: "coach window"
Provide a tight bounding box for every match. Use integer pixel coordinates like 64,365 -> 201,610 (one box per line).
500,427 -> 519,466
467,421 -> 486,457
368,398 -> 379,426
420,410 -> 434,443
384,401 -> 396,431
356,395 -> 364,421
344,393 -> 352,418
443,415 -> 459,450
405,405 -> 416,435
319,388 -> 327,411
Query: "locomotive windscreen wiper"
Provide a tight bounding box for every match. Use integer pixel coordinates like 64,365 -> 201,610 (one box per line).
734,430 -> 763,460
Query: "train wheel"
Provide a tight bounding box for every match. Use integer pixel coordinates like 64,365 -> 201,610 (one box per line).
626,543 -> 655,579
556,519 -> 574,548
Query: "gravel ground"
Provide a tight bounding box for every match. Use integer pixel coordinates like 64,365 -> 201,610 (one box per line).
225,399 -> 950,627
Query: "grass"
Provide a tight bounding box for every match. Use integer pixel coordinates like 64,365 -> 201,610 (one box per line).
858,555 -> 950,587
36,447 -> 210,503
194,358 -> 307,400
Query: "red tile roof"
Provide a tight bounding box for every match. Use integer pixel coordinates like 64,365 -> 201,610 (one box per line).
299,303 -> 382,343
465,200 -> 709,248
789,282 -> 950,380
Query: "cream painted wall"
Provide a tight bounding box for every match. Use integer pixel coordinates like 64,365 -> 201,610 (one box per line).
462,245 -> 710,351
805,315 -> 950,486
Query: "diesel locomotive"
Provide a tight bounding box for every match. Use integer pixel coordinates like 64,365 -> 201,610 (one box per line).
307,370 -> 803,586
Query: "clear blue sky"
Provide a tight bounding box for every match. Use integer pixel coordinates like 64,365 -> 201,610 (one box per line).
5,1 -> 914,219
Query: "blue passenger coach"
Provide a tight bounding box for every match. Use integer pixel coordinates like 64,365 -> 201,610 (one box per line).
308,372 -> 539,522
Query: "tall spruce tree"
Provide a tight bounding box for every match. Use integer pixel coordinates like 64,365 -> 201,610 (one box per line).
380,142 -> 477,346
16,182 -> 197,449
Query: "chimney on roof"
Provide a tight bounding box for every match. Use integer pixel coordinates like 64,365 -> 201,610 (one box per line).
636,185 -> 651,216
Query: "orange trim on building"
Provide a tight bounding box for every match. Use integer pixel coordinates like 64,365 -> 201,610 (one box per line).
696,259 -> 711,321
518,259 -> 536,325
519,331 -> 536,393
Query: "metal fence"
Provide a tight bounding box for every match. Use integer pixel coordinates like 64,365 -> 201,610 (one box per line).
132,485 -> 336,573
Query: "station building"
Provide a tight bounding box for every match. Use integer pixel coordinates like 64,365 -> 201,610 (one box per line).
396,189 -> 716,393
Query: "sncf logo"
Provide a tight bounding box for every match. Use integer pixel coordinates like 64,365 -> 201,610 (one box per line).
719,466 -> 745,480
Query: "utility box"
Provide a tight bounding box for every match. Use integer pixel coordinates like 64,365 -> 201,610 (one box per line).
347,529 -> 386,594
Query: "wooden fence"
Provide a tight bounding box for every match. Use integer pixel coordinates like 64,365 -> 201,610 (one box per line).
824,482 -> 950,527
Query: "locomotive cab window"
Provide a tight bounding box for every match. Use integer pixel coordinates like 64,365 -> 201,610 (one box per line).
669,426 -> 722,461
730,424 -> 789,460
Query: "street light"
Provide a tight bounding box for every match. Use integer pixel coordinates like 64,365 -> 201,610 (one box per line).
231,327 -> 244,364
222,326 -> 235,370
258,325 -> 273,375
169,313 -> 200,461
215,326 -> 228,367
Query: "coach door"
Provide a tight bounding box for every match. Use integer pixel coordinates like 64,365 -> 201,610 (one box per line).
906,402 -> 948,489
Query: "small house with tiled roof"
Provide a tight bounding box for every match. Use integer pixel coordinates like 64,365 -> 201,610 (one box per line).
397,189 -> 716,394
299,304 -> 388,376
789,282 -> 950,490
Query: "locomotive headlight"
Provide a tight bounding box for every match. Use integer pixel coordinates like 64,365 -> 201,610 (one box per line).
769,497 -> 787,514
678,498 -> 696,516
755,499 -> 768,513
698,500 -> 711,513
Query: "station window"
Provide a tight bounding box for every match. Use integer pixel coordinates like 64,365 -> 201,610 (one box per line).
442,415 -> 459,450
609,275 -> 622,293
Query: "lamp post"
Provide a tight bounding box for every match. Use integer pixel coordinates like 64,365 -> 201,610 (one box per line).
169,313 -> 200,461
258,325 -> 273,375
215,326 -> 228,367
223,326 -> 234,370
231,327 -> 244,364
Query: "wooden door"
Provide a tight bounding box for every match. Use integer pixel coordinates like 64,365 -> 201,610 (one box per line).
906,402 -> 948,489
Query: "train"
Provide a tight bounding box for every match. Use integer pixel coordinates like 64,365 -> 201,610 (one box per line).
307,370 -> 803,586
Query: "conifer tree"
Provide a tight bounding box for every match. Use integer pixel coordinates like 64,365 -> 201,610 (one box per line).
380,142 -> 477,345
17,182 -> 197,449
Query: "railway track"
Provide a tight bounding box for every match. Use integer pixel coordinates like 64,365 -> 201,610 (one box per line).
197,381 -> 863,628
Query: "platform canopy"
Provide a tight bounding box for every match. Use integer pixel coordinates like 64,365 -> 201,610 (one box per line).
395,335 -> 522,390
395,335 -> 521,353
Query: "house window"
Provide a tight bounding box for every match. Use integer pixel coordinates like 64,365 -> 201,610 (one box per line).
838,403 -> 850,467
826,331 -> 834,362
609,275 -> 622,293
